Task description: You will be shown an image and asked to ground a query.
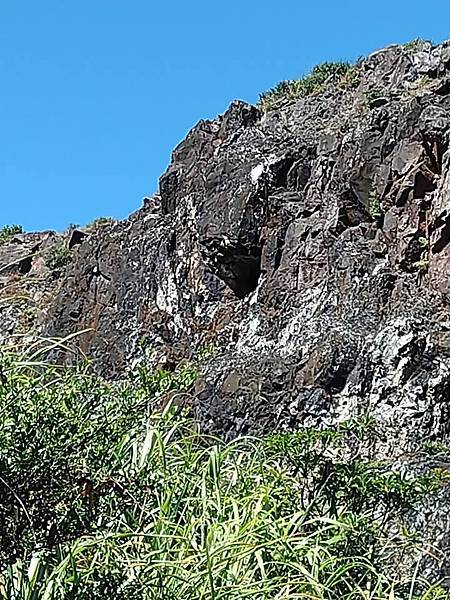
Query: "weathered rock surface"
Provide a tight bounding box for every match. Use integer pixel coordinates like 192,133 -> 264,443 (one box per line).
3,40 -> 450,581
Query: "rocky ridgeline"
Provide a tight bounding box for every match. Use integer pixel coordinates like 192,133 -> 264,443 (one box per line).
2,40 -> 450,580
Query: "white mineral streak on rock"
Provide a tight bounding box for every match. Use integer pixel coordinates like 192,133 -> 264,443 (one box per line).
278,285 -> 327,356
235,315 -> 272,356
156,262 -> 179,315
250,163 -> 264,184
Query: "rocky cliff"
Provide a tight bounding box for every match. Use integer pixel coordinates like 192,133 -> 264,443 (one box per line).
3,40 -> 450,581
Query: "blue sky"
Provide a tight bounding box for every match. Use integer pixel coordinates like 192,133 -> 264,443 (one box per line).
1,1 -> 449,232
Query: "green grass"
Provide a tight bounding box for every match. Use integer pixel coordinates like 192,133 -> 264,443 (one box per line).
259,62 -> 354,112
87,216 -> 115,229
422,441 -> 450,456
403,39 -> 427,52
0,340 -> 448,599
368,192 -> 383,219
0,224 -> 24,246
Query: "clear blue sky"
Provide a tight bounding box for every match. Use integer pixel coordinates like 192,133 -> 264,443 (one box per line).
1,1 -> 448,232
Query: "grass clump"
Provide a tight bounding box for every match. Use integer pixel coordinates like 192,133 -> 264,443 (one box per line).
369,192 -> 383,219
0,224 -> 24,245
403,38 -> 427,52
259,61 -> 353,112
415,75 -> 433,92
339,64 -> 362,90
89,216 -> 115,228
0,343 -> 447,599
423,441 -> 450,456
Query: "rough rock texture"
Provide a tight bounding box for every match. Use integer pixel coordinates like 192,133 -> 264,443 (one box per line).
0,231 -> 63,341
0,228 -> 92,345
3,40 -> 450,581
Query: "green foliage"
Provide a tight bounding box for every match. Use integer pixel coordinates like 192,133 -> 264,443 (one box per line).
0,349 -> 445,598
196,342 -> 217,361
44,244 -> 73,270
0,224 -> 24,245
131,361 -> 198,395
259,62 -> 352,112
264,423 -> 440,515
416,75 -> 433,92
423,441 -> 450,456
403,38 -> 427,52
369,192 -> 383,219
88,216 -> 115,229
339,64 -> 361,90
411,234 -> 431,273
413,258 -> 429,271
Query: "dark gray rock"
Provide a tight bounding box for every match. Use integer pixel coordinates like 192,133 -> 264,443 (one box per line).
36,42 -> 450,449
4,40 -> 450,581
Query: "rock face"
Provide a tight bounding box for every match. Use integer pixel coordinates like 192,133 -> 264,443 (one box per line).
3,40 -> 450,580
0,231 -> 63,340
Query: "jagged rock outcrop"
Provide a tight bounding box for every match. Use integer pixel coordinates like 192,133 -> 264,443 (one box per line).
3,40 -> 450,581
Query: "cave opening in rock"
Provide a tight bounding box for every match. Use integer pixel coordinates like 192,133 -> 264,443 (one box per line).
271,157 -> 297,189
226,252 -> 262,299
68,229 -> 88,250
18,255 -> 33,275
201,238 -> 262,299
432,214 -> 450,254
200,232 -> 263,299
413,171 -> 437,200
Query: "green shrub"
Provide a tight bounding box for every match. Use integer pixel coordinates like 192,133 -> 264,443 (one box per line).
339,64 -> 361,89
259,61 -> 352,112
88,216 -> 115,229
44,244 -> 72,270
0,344 -> 445,598
0,224 -> 23,245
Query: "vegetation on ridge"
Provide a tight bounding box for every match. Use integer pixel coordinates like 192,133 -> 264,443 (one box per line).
258,62 -> 356,112
403,38 -> 428,52
0,340 -> 448,598
0,224 -> 24,246
258,38 -> 434,113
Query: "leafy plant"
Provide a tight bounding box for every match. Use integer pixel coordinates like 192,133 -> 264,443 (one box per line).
416,75 -> 433,93
413,232 -> 430,271
44,244 -> 73,270
0,346 -> 445,598
259,62 -> 352,112
0,224 -> 24,245
413,258 -> 429,271
423,441 -> 450,456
